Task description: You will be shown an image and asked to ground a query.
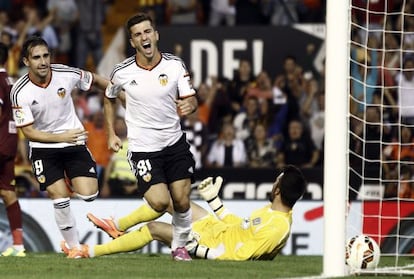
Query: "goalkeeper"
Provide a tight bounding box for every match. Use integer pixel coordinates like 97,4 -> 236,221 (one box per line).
65,165 -> 306,260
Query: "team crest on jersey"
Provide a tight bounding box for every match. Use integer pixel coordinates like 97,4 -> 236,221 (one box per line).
143,173 -> 152,182
57,88 -> 66,98
37,175 -> 46,184
158,74 -> 168,86
252,217 -> 261,226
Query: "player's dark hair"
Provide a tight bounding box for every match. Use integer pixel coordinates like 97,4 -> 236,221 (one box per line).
279,165 -> 306,208
126,13 -> 155,38
0,42 -> 8,65
21,36 -> 49,59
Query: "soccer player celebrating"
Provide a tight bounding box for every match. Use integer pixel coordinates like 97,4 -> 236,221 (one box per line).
10,36 -> 110,259
102,13 -> 197,261
70,165 -> 306,260
0,42 -> 26,257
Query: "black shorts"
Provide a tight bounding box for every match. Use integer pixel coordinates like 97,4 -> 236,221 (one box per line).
128,134 -> 195,197
30,145 -> 97,191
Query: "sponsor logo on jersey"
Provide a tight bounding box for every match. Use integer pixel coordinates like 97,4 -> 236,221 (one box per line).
143,173 -> 152,182
158,74 -> 168,86
57,88 -> 66,98
89,167 -> 96,173
130,80 -> 138,86
37,175 -> 46,184
31,100 -> 39,105
188,166 -> 194,174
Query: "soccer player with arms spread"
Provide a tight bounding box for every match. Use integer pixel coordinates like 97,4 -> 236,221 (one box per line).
65,165 -> 306,260
10,36 -> 110,258
0,42 -> 26,257
101,13 -> 198,261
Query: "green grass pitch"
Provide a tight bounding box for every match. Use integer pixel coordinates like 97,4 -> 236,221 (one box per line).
0,253 -> 411,279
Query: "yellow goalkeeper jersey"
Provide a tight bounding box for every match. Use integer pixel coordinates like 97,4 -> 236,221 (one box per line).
192,204 -> 292,260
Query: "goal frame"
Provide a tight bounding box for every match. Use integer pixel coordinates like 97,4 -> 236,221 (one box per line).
323,0 -> 349,277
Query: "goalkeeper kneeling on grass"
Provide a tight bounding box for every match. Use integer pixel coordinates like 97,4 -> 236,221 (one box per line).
62,165 -> 306,260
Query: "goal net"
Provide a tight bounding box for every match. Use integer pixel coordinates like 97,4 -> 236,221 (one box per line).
325,0 -> 414,276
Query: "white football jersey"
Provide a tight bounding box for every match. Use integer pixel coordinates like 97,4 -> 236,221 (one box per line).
10,64 -> 93,148
110,53 -> 196,152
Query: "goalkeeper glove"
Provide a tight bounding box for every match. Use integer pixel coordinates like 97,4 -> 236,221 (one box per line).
198,176 -> 223,212
105,82 -> 124,99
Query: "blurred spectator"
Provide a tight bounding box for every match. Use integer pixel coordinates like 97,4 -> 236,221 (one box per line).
245,70 -> 273,103
0,1 -> 12,11
166,0 -> 198,25
245,122 -> 277,168
86,89 -> 103,116
352,0 -> 396,40
265,84 -> 288,146
206,122 -> 247,167
181,110 -> 209,169
308,92 -> 324,151
26,5 -> 59,55
268,0 -> 299,25
83,110 -> 112,186
2,8 -> 34,77
274,55 -> 304,123
208,0 -> 235,26
383,126 -> 414,178
300,77 -> 320,127
228,59 -> 255,115
101,117 -> 137,198
230,0 -> 268,25
138,0 -> 167,25
350,46 -> 379,116
395,56 -> 414,125
384,164 -> 414,199
349,106 -> 382,198
74,0 -> 105,70
196,79 -> 218,127
72,88 -> 90,121
371,90 -> 396,143
233,96 -> 260,141
398,165 -> 414,199
47,0 -> 78,64
396,2 -> 414,53
296,0 -> 325,23
276,118 -> 319,169
208,77 -> 232,135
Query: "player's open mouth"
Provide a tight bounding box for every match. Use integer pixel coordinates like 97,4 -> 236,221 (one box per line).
143,42 -> 151,49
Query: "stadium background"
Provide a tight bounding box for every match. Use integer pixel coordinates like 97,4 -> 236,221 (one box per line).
0,0 -> 412,257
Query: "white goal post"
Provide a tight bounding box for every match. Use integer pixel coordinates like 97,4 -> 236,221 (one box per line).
324,0 -> 414,277
323,0 -> 349,277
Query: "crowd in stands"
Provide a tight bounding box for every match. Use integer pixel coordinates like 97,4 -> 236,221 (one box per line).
350,0 -> 414,199
1,1 -> 412,199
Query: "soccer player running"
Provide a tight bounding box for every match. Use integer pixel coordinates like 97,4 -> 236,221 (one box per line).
10,36 -> 110,259
66,165 -> 306,260
100,13 -> 197,261
0,42 -> 26,257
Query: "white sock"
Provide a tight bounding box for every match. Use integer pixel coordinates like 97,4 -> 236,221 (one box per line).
171,209 -> 192,251
53,198 -> 79,249
88,245 -> 95,257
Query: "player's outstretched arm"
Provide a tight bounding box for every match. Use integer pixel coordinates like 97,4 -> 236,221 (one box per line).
198,176 -> 224,213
